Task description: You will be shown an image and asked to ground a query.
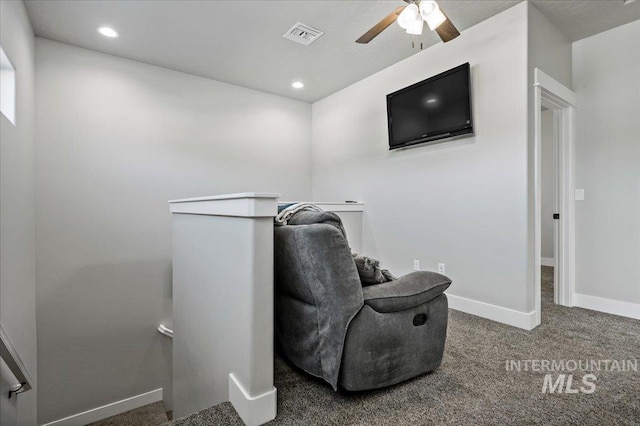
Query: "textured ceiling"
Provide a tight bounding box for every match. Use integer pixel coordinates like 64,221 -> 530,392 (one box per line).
531,0 -> 640,41
24,0 -> 640,103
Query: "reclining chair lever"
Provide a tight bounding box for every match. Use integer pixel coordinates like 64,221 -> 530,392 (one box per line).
413,313 -> 428,326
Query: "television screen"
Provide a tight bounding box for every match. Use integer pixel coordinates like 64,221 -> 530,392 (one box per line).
387,63 -> 473,150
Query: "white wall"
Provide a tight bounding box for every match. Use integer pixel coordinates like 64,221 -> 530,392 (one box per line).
527,3 -> 572,90
35,39 -> 312,424
0,1 -> 38,425
573,20 -> 640,305
540,110 -> 555,260
312,3 -> 531,318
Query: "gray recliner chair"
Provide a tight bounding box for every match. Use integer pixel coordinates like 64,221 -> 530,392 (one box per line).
274,211 -> 451,391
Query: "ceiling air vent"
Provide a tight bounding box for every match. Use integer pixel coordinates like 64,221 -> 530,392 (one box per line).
283,22 -> 324,46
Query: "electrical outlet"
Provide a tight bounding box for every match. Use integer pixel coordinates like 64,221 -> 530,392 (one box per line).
438,263 -> 446,275
413,259 -> 420,271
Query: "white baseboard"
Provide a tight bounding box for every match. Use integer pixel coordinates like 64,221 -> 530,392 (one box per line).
574,293 -> 640,320
446,293 -> 537,330
229,373 -> 276,426
541,257 -> 555,267
42,388 -> 163,426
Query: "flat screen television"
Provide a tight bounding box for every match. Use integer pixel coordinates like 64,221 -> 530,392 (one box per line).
387,62 -> 473,150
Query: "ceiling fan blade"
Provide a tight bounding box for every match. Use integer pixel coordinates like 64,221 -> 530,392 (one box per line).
435,10 -> 460,42
356,6 -> 406,44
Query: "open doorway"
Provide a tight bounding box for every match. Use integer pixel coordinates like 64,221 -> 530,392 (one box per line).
540,108 -> 557,307
533,69 -> 577,326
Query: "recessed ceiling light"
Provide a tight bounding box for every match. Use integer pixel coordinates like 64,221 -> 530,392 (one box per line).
291,81 -> 304,89
97,26 -> 119,38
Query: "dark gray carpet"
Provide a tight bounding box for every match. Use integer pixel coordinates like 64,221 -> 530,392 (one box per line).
169,267 -> 640,425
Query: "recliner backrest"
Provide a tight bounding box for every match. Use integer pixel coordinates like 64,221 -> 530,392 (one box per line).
274,214 -> 364,390
274,223 -> 363,309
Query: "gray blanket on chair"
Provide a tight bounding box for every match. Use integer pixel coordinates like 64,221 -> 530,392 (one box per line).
351,253 -> 396,286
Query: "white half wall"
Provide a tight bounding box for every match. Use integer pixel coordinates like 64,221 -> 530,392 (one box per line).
312,3 -> 532,322
34,39 -> 312,424
0,1 -> 38,425
572,20 -> 640,309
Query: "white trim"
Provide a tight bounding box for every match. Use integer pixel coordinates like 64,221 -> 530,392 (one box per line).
551,110 -> 560,304
169,192 -> 280,203
313,202 -> 363,212
41,388 -> 163,426
533,69 -> 577,107
541,257 -> 555,267
574,294 -> 640,320
169,193 -> 280,217
279,201 -> 365,212
533,84 -> 542,326
229,373 -> 277,426
556,105 -> 576,308
446,293 -> 536,331
534,84 -> 543,327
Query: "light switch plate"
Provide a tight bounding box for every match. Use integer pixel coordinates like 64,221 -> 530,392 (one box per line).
575,189 -> 585,201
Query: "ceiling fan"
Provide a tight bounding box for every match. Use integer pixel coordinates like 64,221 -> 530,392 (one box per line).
356,0 -> 460,45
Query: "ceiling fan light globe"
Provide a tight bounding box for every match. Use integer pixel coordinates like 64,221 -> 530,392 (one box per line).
420,1 -> 447,31
405,15 -> 424,35
419,1 -> 438,16
424,9 -> 446,31
397,3 -> 419,30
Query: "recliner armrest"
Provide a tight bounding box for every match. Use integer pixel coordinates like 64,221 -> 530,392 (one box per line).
362,271 -> 451,313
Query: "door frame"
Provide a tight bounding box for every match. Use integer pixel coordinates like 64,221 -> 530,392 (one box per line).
533,68 -> 577,326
